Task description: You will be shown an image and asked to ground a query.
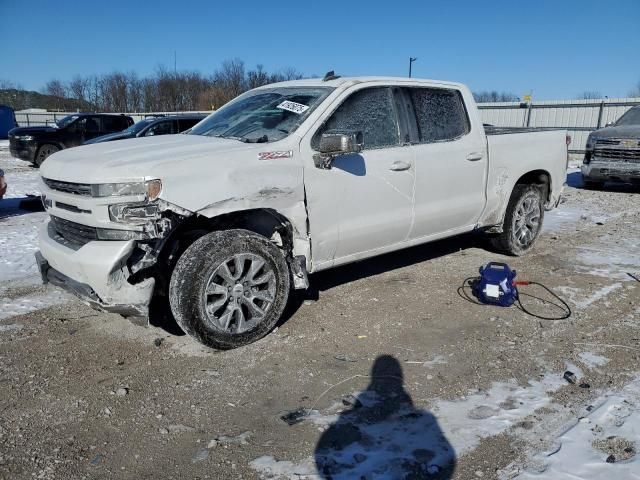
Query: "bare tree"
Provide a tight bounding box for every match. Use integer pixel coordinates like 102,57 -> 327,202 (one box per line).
473,91 -> 520,103
576,91 -> 603,100
629,80 -> 640,98
31,59 -> 305,113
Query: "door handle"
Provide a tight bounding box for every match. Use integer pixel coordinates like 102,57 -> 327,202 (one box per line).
466,152 -> 484,161
389,160 -> 411,171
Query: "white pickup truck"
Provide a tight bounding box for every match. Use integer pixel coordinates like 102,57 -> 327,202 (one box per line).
37,75 -> 568,349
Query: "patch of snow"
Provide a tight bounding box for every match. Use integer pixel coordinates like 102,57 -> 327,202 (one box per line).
575,241 -> 640,282
433,373 -> 567,455
0,211 -> 47,284
558,283 -> 623,310
515,377 -> 640,480
0,323 -> 23,332
2,170 -> 42,199
0,288 -> 73,321
578,352 -> 610,369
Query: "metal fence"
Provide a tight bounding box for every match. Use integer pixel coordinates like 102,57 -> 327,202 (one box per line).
478,97 -> 640,154
15,111 -> 214,128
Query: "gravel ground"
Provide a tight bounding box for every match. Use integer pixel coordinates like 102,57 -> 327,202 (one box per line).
1,149 -> 639,479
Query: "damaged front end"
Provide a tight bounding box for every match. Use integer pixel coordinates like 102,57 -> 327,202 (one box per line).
37,191 -> 193,321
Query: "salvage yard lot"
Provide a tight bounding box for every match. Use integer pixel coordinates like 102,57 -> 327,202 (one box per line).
1,143 -> 639,479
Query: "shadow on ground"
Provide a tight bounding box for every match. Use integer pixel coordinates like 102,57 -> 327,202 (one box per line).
314,355 -> 456,479
567,171 -> 640,192
0,196 -> 43,219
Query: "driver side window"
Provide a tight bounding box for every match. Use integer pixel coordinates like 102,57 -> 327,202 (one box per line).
312,87 -> 399,151
145,121 -> 175,136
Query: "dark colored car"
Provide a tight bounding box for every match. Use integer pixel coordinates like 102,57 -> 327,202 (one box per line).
582,105 -> 640,187
9,113 -> 134,166
84,114 -> 207,145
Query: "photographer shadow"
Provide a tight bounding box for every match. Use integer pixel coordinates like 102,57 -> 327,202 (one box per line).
315,355 -> 456,479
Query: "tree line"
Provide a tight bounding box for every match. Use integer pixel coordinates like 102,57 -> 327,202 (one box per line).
47,59 -> 303,112
14,59 -> 304,112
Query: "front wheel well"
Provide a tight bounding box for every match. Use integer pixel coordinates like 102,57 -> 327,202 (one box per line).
156,208 -> 296,283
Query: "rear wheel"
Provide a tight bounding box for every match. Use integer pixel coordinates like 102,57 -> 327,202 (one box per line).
489,184 -> 544,256
35,144 -> 59,167
169,229 -> 290,349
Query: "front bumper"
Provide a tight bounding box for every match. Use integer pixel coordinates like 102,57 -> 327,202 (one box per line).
581,161 -> 640,183
37,220 -> 155,317
9,139 -> 37,162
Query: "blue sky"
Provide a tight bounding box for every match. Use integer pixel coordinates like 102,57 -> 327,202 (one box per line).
1,0 -> 638,100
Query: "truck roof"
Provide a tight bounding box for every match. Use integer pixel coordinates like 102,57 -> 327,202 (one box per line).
257,76 -> 467,90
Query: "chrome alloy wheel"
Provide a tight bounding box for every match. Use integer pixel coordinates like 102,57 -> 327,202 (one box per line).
202,253 -> 276,334
513,194 -> 541,248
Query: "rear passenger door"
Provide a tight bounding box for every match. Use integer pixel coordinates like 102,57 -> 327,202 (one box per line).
404,87 -> 487,239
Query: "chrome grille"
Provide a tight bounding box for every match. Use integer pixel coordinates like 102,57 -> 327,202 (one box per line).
593,147 -> 640,163
50,216 -> 97,247
595,139 -> 622,146
43,178 -> 93,196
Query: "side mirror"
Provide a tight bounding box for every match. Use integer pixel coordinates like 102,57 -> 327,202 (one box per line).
314,131 -> 363,169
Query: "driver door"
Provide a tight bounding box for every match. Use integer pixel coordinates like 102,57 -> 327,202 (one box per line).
301,86 -> 415,269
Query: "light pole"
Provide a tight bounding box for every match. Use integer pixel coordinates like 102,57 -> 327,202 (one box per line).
409,57 -> 417,77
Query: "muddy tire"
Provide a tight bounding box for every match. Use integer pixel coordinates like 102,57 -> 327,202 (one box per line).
169,229 -> 290,349
35,144 -> 59,167
489,184 -> 544,256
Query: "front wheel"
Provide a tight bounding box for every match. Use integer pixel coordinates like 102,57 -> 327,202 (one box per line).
489,184 -> 544,256
169,229 -> 290,349
35,144 -> 59,167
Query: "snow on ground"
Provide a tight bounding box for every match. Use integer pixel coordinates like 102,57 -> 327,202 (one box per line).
515,377 -> 640,480
0,148 -> 72,317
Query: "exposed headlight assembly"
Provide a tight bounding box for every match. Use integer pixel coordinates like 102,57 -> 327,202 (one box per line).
585,136 -> 597,150
15,135 -> 34,141
109,202 -> 160,223
91,179 -> 162,200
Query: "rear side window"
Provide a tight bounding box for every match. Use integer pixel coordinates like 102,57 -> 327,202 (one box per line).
408,88 -> 469,143
178,118 -> 202,132
313,87 -> 399,151
145,121 -> 175,136
102,116 -> 128,132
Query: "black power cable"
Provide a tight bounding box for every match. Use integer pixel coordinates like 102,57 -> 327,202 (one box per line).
458,277 -> 571,321
513,281 -> 572,321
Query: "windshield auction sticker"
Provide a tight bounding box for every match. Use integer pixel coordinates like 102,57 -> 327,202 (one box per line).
276,101 -> 309,114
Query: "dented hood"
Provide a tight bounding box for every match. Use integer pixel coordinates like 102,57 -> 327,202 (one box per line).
39,133 -> 305,214
40,134 -> 255,183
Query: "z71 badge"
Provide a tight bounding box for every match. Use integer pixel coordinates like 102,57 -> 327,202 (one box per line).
258,150 -> 293,160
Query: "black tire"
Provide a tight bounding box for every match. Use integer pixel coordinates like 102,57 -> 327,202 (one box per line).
489,184 -> 544,256
169,229 -> 290,349
582,176 -> 605,189
35,144 -> 59,167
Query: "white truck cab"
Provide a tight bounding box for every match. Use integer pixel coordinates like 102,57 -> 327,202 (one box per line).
37,75 -> 568,349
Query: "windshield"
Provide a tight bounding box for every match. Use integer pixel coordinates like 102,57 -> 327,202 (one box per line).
616,107 -> 640,126
190,86 -> 334,143
124,118 -> 157,134
56,115 -> 79,128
